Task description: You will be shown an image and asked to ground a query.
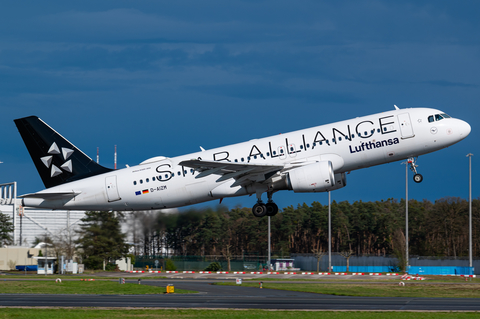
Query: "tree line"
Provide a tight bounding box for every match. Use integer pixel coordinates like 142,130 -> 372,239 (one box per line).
2,197 -> 479,270
133,197 -> 480,259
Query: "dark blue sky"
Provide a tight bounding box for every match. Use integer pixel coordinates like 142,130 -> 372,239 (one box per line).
0,1 -> 478,211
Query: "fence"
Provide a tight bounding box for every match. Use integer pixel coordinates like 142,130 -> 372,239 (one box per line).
292,254 -> 479,274
133,254 -> 479,274
134,255 -> 266,271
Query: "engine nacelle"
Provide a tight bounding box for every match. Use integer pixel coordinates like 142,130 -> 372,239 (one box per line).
286,161 -> 335,193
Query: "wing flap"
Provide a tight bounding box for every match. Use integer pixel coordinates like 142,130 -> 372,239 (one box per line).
179,159 -> 284,185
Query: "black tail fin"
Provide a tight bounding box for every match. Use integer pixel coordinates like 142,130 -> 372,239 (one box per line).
14,116 -> 112,188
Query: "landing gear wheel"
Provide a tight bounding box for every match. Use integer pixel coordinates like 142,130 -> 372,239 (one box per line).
252,203 -> 267,217
413,174 -> 423,183
266,202 -> 279,216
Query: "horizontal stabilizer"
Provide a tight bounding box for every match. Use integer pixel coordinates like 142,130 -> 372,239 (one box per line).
19,191 -> 81,200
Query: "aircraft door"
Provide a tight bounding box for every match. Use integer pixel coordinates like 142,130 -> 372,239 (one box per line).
397,113 -> 415,139
105,175 -> 121,202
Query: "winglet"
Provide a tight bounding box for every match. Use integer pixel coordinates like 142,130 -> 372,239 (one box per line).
394,105 -> 399,110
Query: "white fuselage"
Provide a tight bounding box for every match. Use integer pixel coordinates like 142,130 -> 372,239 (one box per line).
23,107 -> 470,210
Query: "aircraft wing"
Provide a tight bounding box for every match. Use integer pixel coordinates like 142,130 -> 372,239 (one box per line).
179,159 -> 285,186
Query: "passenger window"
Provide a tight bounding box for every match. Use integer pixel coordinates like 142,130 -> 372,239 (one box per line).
234,159 -> 238,162
290,147 -> 294,151
280,149 -> 284,154
146,178 -> 149,183
140,180 -> 143,184
307,144 -> 310,148
338,137 -> 342,141
300,145 -> 303,149
254,155 -> 257,159
273,151 -> 276,155
133,181 -> 137,185
266,152 -> 270,156
159,176 -> 162,180
241,158 -> 244,162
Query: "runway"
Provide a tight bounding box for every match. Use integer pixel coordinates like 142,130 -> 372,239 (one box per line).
1,279 -> 480,311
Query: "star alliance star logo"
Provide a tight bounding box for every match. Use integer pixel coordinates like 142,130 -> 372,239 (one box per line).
40,142 -> 74,177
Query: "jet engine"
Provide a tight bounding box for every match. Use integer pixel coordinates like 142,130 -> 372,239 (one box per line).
329,172 -> 347,191
286,161 -> 335,193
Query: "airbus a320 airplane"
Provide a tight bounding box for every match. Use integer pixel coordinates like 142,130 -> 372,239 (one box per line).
14,106 -> 470,217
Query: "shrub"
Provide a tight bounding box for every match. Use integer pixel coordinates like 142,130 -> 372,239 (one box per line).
105,263 -> 119,271
165,259 -> 176,271
205,262 -> 222,271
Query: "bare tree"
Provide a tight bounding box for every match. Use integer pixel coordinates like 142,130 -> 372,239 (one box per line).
392,228 -> 406,272
339,250 -> 354,273
311,248 -> 326,272
222,244 -> 233,271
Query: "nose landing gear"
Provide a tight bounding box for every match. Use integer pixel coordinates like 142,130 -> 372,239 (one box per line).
408,157 -> 423,183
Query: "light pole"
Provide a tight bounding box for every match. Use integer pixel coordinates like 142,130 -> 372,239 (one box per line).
268,216 -> 271,271
328,191 -> 331,272
402,160 -> 409,273
467,153 -> 473,269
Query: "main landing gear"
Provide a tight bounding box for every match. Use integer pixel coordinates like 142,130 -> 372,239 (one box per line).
252,192 -> 279,218
407,157 -> 423,183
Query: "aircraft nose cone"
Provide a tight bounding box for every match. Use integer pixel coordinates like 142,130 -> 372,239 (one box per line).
460,120 -> 471,138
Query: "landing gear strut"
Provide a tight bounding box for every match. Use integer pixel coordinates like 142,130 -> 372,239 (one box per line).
252,191 -> 278,218
407,157 -> 423,183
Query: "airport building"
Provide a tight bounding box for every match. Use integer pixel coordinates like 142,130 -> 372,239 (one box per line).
1,182 -> 85,247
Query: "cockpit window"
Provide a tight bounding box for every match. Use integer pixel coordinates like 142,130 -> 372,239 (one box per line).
429,113 -> 451,123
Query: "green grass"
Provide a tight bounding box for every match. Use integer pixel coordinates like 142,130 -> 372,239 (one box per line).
0,309 -> 479,319
216,282 -> 480,298
0,280 -> 196,295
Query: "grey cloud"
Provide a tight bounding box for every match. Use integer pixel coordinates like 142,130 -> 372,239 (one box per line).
187,83 -> 360,104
